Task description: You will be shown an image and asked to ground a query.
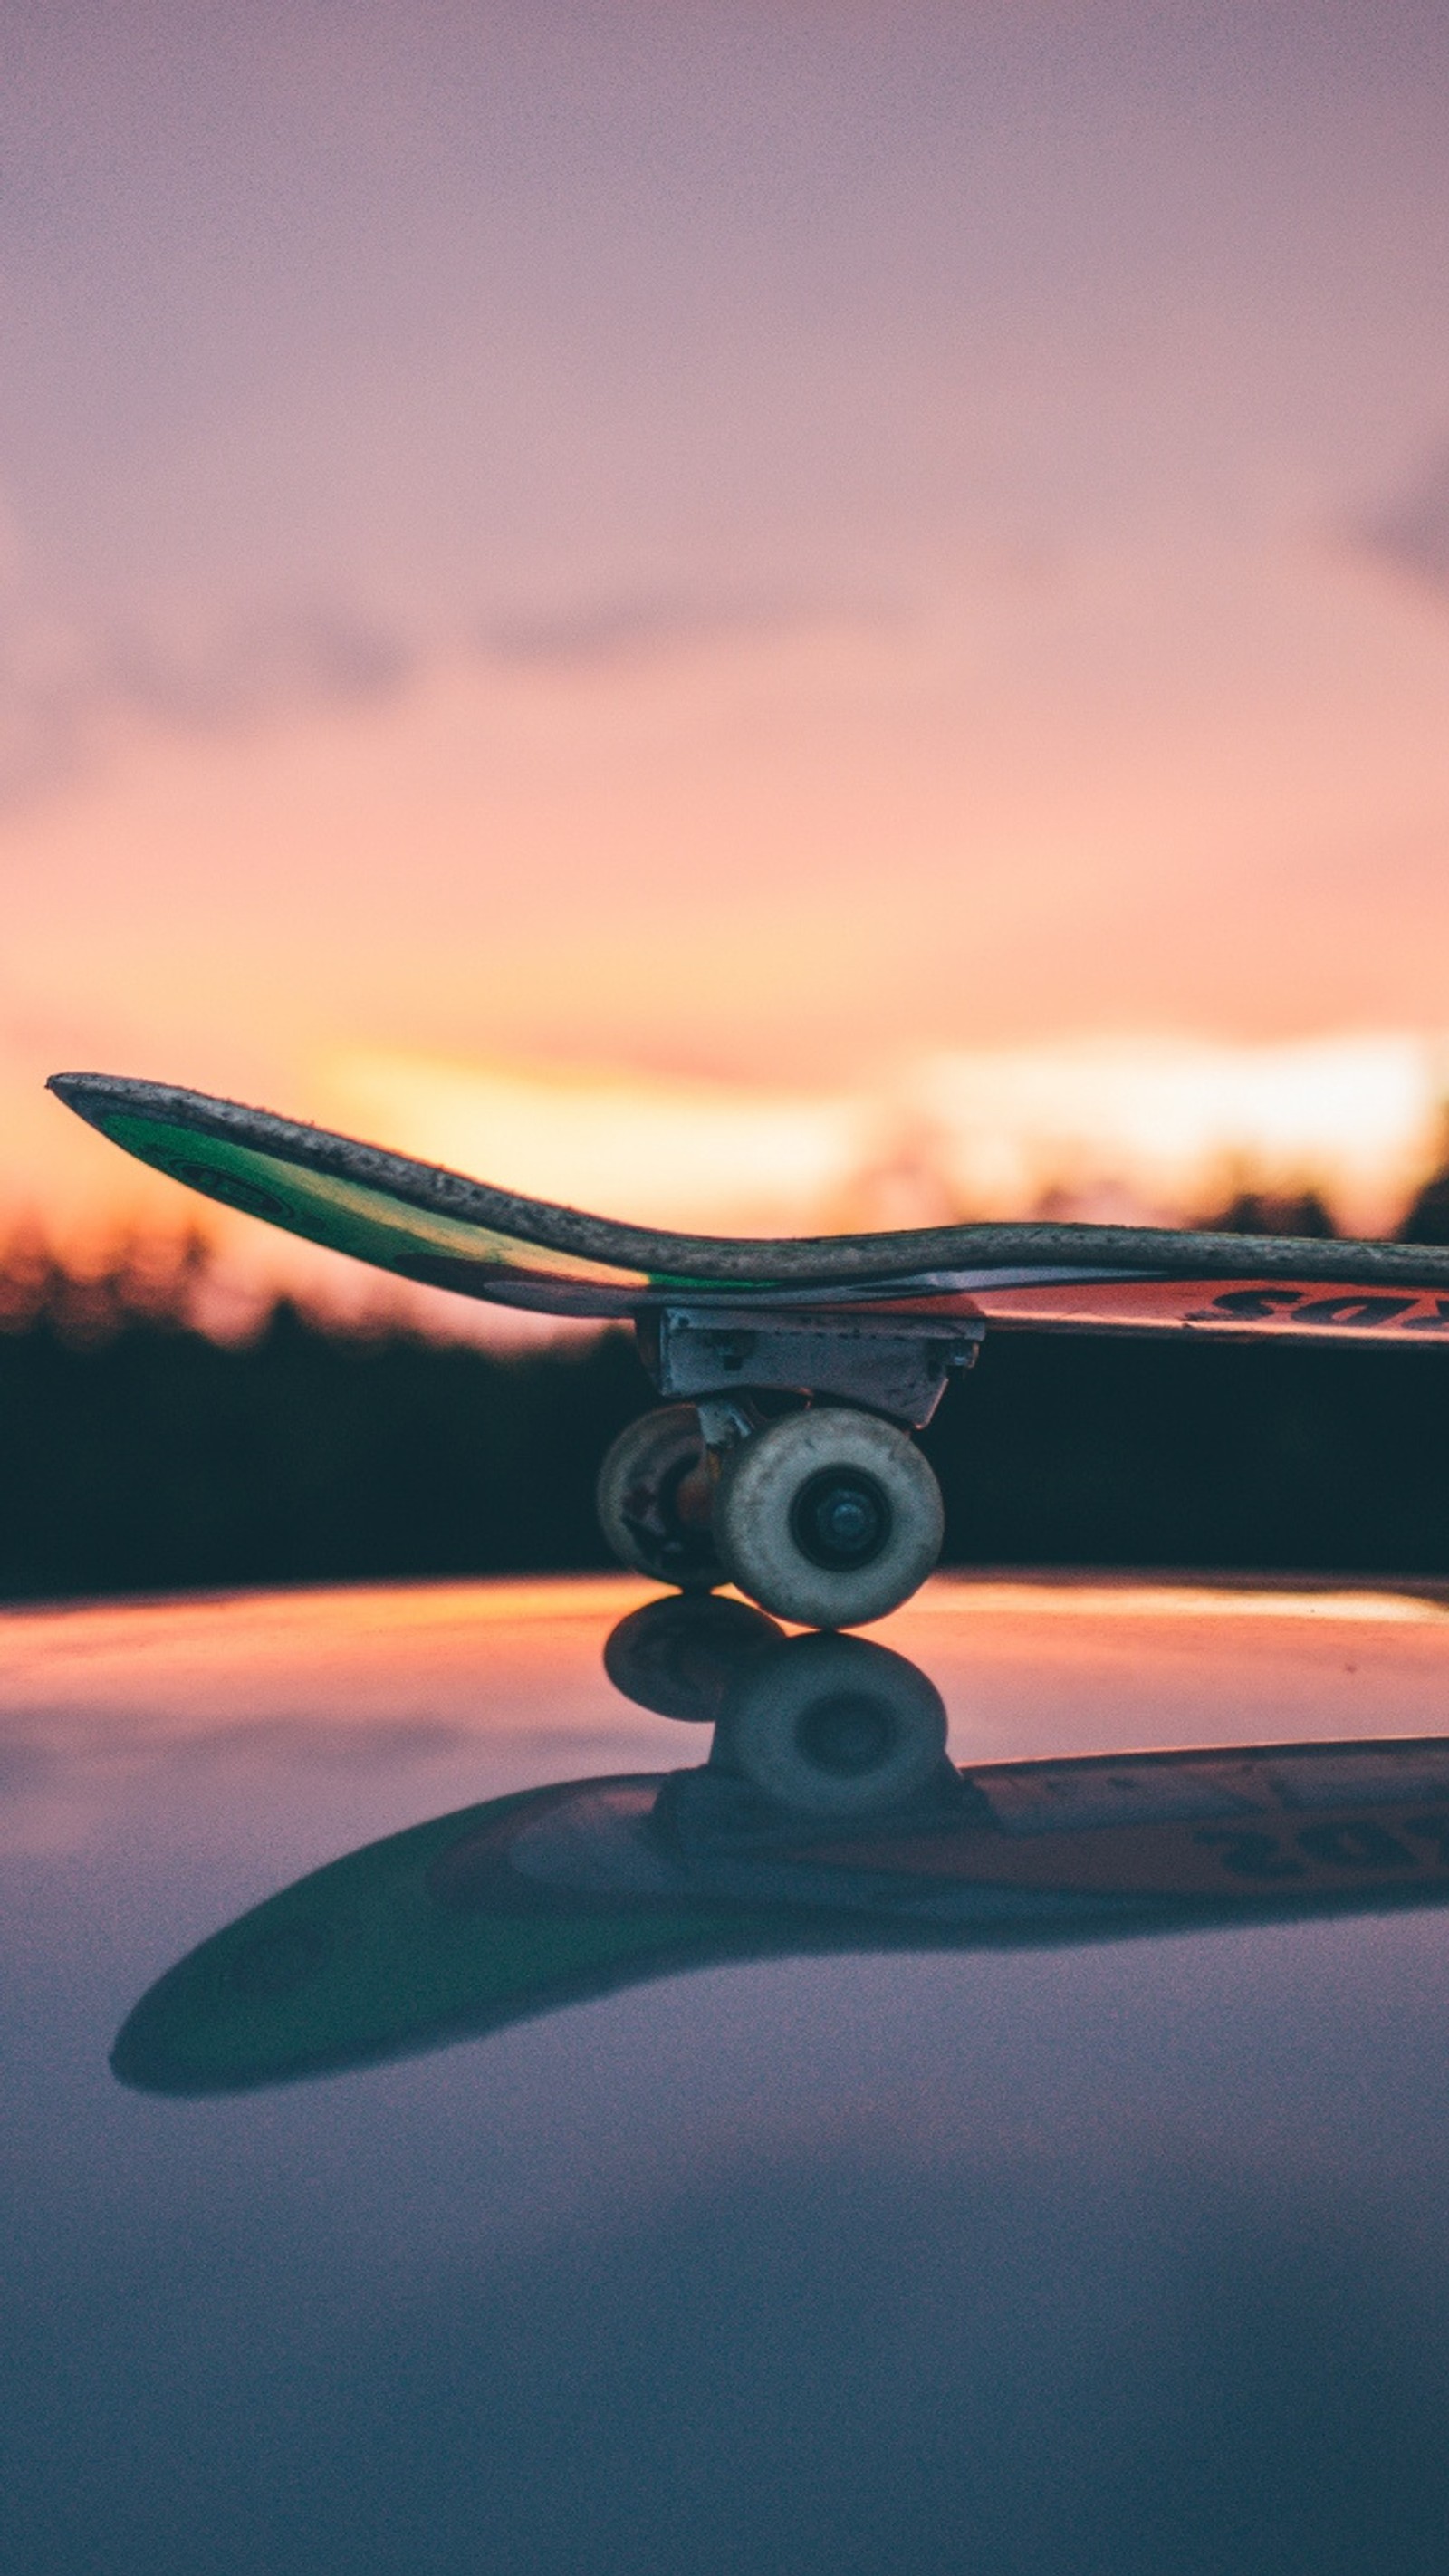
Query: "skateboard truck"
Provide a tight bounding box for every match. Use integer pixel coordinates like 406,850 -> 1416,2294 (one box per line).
637,1305 -> 984,1428
597,1308 -> 986,1628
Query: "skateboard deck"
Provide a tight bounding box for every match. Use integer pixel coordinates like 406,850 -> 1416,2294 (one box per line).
50,1070 -> 1449,1343
112,1734 -> 1449,2093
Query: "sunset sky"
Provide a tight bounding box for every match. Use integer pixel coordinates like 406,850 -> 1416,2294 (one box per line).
5,4 -> 1449,1312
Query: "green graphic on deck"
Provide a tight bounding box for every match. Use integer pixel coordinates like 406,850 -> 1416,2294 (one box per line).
99,1111 -> 659,1293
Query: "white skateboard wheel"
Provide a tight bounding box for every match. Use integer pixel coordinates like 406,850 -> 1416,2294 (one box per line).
712,1629 -> 949,1816
713,1407 -> 944,1628
595,1404 -> 723,1591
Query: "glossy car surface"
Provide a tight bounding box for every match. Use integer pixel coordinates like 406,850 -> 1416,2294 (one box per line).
5,1571 -> 1449,2574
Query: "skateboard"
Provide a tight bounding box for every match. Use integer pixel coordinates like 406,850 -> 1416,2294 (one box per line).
50,1069 -> 1449,1626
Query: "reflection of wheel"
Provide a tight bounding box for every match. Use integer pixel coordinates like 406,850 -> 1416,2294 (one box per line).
713,1630 -> 949,1816
602,1592 -> 783,1721
713,1407 -> 944,1628
595,1404 -> 723,1590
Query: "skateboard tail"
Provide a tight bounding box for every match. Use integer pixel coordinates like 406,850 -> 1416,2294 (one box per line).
49,1074 -> 688,1314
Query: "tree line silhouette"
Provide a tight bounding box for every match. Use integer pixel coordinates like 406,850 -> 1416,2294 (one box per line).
5,1170 -> 1449,1601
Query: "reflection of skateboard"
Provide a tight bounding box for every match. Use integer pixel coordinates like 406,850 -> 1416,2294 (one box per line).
113,1692 -> 1449,2095
51,1070 -> 1449,1626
